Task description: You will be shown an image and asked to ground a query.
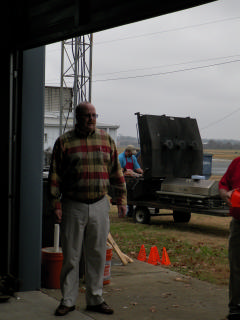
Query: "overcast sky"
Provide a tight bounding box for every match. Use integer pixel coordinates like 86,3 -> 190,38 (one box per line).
45,0 -> 240,140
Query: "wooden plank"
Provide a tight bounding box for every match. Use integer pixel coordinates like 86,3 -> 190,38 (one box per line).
107,233 -> 128,265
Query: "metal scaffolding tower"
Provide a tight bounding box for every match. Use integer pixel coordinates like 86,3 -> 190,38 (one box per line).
59,34 -> 93,135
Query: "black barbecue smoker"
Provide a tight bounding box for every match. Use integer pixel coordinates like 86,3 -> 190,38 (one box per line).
122,113 -> 227,224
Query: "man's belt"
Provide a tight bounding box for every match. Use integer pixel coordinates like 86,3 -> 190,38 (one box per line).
81,195 -> 105,204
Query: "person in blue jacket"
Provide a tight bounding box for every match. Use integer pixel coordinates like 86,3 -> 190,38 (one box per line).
118,145 -> 143,217
118,145 -> 143,175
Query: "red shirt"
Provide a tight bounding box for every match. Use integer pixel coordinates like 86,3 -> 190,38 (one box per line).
219,157 -> 240,219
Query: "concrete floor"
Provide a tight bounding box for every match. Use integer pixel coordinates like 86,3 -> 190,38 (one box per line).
43,258 -> 229,320
0,257 -> 229,320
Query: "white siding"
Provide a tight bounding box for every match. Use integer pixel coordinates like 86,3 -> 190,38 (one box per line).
44,87 -> 119,152
45,86 -> 72,112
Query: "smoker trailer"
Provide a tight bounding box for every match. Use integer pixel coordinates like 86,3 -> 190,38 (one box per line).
121,113 -> 228,224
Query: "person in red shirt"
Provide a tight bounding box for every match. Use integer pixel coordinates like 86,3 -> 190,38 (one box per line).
219,157 -> 240,320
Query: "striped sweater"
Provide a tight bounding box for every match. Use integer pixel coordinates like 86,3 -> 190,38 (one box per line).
49,128 -> 127,210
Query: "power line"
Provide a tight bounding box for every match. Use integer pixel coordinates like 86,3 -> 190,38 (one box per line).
45,15 -> 240,53
201,107 -> 240,131
93,58 -> 240,82
93,54 -> 240,77
94,16 -> 240,45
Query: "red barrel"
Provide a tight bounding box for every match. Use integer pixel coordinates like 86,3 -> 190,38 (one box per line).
41,247 -> 63,289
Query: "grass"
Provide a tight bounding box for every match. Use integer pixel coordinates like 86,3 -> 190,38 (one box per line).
109,206 -> 230,286
110,148 -> 235,286
204,149 -> 240,160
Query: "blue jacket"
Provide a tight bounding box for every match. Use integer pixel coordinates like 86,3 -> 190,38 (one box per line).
118,152 -> 141,170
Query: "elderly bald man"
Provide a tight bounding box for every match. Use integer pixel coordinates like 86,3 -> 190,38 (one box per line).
49,102 -> 127,316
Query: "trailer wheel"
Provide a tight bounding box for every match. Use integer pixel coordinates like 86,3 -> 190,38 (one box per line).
134,206 -> 151,224
173,210 -> 191,223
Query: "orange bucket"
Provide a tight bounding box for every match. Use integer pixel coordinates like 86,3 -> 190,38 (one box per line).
41,247 -> 63,289
103,246 -> 113,285
231,190 -> 240,208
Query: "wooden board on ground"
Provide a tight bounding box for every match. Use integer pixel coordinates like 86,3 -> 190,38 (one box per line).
107,233 -> 133,265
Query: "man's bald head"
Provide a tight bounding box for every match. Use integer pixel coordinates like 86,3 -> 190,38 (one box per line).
75,102 -> 97,134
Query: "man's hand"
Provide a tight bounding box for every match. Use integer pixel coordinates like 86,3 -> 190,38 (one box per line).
125,169 -> 134,175
219,189 -> 233,206
54,209 -> 62,223
117,205 -> 127,218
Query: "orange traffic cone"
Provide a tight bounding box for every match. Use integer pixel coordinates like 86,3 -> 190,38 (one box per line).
161,247 -> 171,266
153,246 -> 161,263
137,244 -> 147,262
147,246 -> 160,265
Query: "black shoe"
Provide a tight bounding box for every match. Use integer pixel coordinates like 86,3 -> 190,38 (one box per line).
55,304 -> 75,316
227,313 -> 240,320
86,301 -> 114,314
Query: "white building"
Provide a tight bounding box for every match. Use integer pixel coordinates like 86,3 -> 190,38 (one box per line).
44,112 -> 119,151
44,87 -> 120,151
45,86 -> 73,112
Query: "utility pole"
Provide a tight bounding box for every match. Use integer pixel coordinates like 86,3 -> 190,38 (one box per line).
59,34 -> 93,134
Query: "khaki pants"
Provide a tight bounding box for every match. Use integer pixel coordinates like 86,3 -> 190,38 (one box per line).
229,218 -> 240,314
60,196 -> 110,307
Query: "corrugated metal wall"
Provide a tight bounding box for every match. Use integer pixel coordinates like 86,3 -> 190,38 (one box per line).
44,86 -> 72,112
